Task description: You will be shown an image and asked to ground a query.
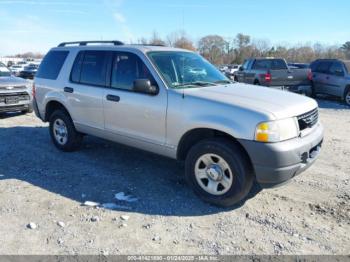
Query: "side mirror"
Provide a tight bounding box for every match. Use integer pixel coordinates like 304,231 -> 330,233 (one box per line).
133,79 -> 158,95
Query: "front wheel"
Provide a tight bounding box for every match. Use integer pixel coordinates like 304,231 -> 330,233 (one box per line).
185,138 -> 254,207
49,110 -> 83,152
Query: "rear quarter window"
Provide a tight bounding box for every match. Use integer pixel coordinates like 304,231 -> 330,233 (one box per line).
36,50 -> 69,80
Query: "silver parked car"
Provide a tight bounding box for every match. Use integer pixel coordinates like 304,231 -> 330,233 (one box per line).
310,59 -> 350,105
0,62 -> 33,114
33,41 -> 324,206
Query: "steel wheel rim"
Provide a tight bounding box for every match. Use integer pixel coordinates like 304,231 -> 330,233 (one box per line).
194,153 -> 233,196
53,119 -> 68,145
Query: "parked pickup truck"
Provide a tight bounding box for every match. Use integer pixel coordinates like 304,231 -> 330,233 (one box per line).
0,62 -> 33,114
33,41 -> 324,207
235,58 -> 312,95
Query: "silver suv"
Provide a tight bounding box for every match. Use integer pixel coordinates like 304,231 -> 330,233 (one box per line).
33,41 -> 324,206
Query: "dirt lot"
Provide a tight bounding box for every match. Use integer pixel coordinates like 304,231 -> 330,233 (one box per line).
0,98 -> 349,255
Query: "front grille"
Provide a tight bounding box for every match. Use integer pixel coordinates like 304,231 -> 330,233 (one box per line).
0,85 -> 27,90
297,108 -> 318,131
0,92 -> 30,103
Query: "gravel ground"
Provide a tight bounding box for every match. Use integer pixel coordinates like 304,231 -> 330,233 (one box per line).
0,98 -> 349,255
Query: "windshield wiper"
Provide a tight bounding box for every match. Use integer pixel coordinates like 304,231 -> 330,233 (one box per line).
214,80 -> 233,84
174,81 -> 218,88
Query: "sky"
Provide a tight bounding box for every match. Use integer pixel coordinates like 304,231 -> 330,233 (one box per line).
0,0 -> 349,55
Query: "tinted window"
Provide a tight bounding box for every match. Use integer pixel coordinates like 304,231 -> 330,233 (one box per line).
70,51 -> 84,83
315,61 -> 332,74
36,50 -> 68,80
241,60 -> 250,70
111,52 -> 156,91
253,59 -> 287,70
80,51 -> 109,86
310,61 -> 320,72
329,62 -> 344,76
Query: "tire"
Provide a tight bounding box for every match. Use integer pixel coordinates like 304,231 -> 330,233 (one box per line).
253,80 -> 260,85
185,138 -> 254,207
344,87 -> 350,106
234,76 -> 238,82
49,109 -> 83,152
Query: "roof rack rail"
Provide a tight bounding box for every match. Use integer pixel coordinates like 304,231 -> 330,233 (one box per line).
58,40 -> 124,47
131,43 -> 166,47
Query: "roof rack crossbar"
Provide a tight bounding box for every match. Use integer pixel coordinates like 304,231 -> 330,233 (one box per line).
58,40 -> 124,47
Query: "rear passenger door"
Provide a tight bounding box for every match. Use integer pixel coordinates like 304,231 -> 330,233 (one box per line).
67,50 -> 111,130
103,51 -> 167,146
327,62 -> 346,97
312,61 -> 332,94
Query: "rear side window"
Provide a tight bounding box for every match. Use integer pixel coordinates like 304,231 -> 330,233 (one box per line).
70,51 -> 84,83
329,62 -> 344,76
79,51 -> 109,86
315,61 -> 332,74
36,50 -> 68,80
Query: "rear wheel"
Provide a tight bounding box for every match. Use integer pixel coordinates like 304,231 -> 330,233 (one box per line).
49,110 -> 83,152
185,138 -> 254,207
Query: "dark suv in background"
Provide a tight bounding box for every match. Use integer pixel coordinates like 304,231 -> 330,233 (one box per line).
310,59 -> 350,105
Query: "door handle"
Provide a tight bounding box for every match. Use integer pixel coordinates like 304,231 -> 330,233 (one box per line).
106,94 -> 120,102
64,87 -> 74,93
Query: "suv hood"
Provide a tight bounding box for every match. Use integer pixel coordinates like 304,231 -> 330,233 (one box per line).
0,76 -> 28,87
182,83 -> 318,120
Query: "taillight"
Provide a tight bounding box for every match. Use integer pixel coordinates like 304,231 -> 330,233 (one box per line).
259,73 -> 271,82
307,69 -> 313,81
32,83 -> 36,98
265,73 -> 272,82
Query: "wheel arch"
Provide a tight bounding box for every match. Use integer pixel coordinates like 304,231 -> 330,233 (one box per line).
44,100 -> 71,122
176,128 -> 253,168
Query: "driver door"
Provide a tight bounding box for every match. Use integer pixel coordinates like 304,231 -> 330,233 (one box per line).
103,51 -> 167,146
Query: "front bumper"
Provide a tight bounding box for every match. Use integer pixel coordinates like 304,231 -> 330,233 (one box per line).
238,122 -> 324,187
0,91 -> 32,113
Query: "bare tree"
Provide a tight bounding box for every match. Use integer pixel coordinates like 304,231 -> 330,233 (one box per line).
198,35 -> 227,65
149,31 -> 166,46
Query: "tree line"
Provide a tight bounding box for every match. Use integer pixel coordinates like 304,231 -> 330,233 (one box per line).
138,31 -> 350,65
8,32 -> 350,65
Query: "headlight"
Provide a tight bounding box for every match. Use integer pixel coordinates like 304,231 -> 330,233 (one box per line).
255,118 -> 299,142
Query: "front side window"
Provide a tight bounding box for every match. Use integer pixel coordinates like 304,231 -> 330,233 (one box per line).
147,51 -> 228,89
111,52 -> 156,91
79,51 -> 109,86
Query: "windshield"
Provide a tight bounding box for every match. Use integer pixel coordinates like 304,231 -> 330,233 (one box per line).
0,65 -> 11,77
147,51 -> 229,88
